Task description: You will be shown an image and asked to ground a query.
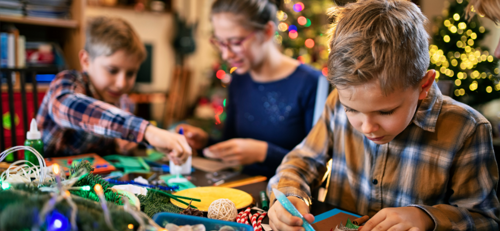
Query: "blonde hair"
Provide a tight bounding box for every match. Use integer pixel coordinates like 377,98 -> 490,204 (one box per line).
467,0 -> 500,23
85,16 -> 146,61
327,0 -> 429,94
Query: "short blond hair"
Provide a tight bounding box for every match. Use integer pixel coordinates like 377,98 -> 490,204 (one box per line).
327,0 -> 429,94
85,16 -> 146,61
467,0 -> 500,23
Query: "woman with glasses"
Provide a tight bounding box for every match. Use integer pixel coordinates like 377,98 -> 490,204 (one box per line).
177,0 -> 324,179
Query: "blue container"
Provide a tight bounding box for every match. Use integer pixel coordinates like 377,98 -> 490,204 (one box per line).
153,212 -> 254,231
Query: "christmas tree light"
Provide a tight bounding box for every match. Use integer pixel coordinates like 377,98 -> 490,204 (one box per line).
429,0 -> 499,106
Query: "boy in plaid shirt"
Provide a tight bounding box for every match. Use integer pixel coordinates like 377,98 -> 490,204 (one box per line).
37,16 -> 191,164
267,0 -> 499,230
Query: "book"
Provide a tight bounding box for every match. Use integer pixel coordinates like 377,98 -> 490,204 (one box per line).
7,33 -> 14,68
17,35 -> 25,68
0,32 -> 8,67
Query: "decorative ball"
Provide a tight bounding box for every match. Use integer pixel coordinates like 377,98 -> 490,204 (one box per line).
207,199 -> 238,221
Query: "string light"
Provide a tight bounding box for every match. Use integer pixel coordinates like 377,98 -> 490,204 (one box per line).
289,30 -> 298,39
486,86 -> 493,93
128,224 -> 134,229
305,39 -> 315,48
230,67 -> 237,74
288,25 -> 297,32
216,70 -> 225,79
297,16 -> 307,26
443,35 -> 450,43
223,99 -> 226,107
278,22 -> 288,32
455,79 -> 461,86
322,67 -> 328,76
479,26 -> 485,33
1,181 -> 10,190
305,18 -> 311,27
453,13 -> 460,21
293,2 -> 305,12
469,81 -> 478,91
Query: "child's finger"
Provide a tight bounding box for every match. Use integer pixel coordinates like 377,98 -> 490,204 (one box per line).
208,140 -> 234,153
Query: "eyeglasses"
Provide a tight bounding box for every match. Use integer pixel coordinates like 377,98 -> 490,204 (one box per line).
209,32 -> 256,53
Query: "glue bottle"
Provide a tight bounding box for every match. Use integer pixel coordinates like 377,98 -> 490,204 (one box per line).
24,118 -> 44,166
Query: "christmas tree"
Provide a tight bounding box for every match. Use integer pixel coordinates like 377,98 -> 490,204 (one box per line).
276,0 -> 336,76
429,0 -> 500,106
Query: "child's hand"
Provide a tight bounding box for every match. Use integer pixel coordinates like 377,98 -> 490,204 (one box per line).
268,196 -> 315,231
145,125 -> 192,165
359,207 -> 434,231
204,138 -> 267,165
176,124 -> 209,150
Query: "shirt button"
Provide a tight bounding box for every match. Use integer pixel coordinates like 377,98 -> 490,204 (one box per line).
372,179 -> 378,185
128,134 -> 135,140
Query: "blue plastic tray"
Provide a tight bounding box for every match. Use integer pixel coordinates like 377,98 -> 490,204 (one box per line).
153,212 -> 254,231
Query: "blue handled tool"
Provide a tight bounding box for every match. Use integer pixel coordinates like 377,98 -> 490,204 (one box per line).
272,188 -> 315,231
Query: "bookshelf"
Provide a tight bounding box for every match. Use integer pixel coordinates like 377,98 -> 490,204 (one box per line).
0,0 -> 86,76
0,15 -> 78,29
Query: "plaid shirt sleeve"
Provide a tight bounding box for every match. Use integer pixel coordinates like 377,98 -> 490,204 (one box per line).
46,71 -> 149,143
413,122 -> 500,230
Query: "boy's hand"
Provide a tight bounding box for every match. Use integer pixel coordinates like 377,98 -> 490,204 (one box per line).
204,138 -> 267,165
145,125 -> 192,165
176,124 -> 209,150
268,196 -> 315,231
359,207 -> 434,231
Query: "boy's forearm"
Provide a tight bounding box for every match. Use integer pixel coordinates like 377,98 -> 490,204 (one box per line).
49,92 -> 149,143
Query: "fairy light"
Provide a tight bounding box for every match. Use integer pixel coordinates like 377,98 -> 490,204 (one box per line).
288,25 -> 297,32
486,86 -> 493,93
322,67 -> 328,76
470,81 -> 478,91
453,13 -> 460,21
278,22 -> 288,32
305,18 -> 311,27
479,26 -> 485,33
444,35 -> 450,43
305,39 -> 315,48
455,79 -> 461,86
230,67 -> 237,74
216,70 -> 225,79
293,2 -> 304,12
82,185 -> 91,191
128,224 -> 134,229
297,16 -> 307,26
289,30 -> 298,39
1,181 -> 10,190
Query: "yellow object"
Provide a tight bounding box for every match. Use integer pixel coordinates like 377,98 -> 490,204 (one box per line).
216,176 -> 267,188
171,187 -> 253,212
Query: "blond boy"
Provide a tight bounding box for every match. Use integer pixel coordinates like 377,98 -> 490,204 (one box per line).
37,17 -> 191,164
268,0 -> 499,230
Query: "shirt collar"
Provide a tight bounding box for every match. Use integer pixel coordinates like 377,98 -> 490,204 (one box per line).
412,82 -> 444,133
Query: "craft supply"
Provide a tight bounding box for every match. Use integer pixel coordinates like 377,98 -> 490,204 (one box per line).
105,179 -> 179,191
352,215 -> 369,226
169,128 -> 193,175
272,188 -> 315,231
312,208 -> 362,231
260,191 -> 269,210
215,176 -> 267,188
180,200 -> 204,217
24,119 -> 44,166
171,187 -> 253,212
207,198 -> 238,221
160,174 -> 196,191
1,146 -> 48,183
103,155 -> 148,174
46,153 -> 116,175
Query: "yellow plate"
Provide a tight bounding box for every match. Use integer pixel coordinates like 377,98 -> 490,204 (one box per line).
171,186 -> 253,212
